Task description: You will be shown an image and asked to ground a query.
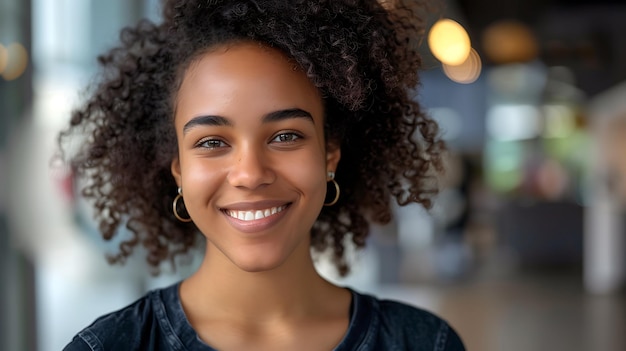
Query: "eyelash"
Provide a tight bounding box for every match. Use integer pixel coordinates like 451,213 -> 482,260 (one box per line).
196,138 -> 227,149
195,132 -> 303,149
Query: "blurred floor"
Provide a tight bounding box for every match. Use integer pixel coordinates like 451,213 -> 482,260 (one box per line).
375,271 -> 626,351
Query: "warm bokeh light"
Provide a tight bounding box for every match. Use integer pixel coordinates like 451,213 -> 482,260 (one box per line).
2,42 -> 28,81
442,47 -> 482,84
428,19 -> 471,66
0,44 -> 8,74
482,20 -> 538,64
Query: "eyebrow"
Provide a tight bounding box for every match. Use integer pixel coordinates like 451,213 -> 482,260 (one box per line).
182,108 -> 314,135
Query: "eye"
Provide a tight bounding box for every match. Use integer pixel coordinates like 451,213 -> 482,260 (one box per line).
196,138 -> 228,149
271,132 -> 302,143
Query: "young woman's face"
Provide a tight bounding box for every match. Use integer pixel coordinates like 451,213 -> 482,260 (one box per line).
171,43 -> 340,273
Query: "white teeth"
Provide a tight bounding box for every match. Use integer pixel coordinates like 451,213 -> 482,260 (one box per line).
227,206 -> 285,221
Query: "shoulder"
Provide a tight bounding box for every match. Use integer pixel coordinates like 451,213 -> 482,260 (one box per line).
63,284 -> 178,351
355,290 -> 465,351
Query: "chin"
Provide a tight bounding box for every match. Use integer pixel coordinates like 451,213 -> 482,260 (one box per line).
232,257 -> 289,273
227,245 -> 299,273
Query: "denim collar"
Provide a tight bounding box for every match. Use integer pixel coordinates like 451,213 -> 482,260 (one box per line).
152,282 -> 379,350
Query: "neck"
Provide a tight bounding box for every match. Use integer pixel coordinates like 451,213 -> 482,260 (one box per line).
181,241 -> 340,322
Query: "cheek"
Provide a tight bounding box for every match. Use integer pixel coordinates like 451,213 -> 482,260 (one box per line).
277,149 -> 327,199
181,158 -> 224,205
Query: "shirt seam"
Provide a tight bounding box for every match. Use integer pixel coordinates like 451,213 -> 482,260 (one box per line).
434,321 -> 450,351
354,295 -> 379,351
77,329 -> 102,351
152,289 -> 188,351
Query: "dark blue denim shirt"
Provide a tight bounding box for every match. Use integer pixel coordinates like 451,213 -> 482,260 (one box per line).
63,282 -> 465,350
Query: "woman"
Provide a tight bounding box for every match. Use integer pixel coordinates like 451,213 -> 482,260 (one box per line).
60,0 -> 465,350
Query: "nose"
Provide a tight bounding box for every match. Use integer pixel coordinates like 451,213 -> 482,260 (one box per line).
227,144 -> 276,190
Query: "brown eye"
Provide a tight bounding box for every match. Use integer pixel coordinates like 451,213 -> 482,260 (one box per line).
197,138 -> 227,149
271,133 -> 301,143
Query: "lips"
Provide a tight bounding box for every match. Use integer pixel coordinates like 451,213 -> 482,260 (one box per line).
220,200 -> 291,233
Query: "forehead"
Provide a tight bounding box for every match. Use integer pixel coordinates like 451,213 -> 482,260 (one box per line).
175,43 -> 322,119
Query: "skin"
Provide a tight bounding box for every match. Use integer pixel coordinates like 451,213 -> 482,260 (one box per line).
170,42 -> 351,350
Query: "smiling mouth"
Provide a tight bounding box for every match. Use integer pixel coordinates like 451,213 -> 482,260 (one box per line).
223,205 -> 289,221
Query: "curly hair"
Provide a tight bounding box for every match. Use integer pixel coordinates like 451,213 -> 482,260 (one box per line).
59,0 -> 444,276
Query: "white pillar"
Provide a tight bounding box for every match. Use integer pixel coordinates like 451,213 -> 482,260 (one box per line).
585,82 -> 626,294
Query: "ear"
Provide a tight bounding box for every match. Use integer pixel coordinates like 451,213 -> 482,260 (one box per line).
171,157 -> 182,188
325,141 -> 341,175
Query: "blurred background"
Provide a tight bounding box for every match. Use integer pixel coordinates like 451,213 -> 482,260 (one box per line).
1,0 -> 625,350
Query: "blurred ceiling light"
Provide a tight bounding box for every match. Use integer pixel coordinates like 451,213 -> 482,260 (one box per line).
428,19 -> 471,66
442,47 -> 482,84
2,42 -> 28,81
482,20 -> 538,64
0,44 -> 8,74
487,104 -> 541,141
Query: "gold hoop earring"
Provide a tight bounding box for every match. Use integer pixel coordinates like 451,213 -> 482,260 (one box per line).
173,187 -> 192,222
324,171 -> 340,207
